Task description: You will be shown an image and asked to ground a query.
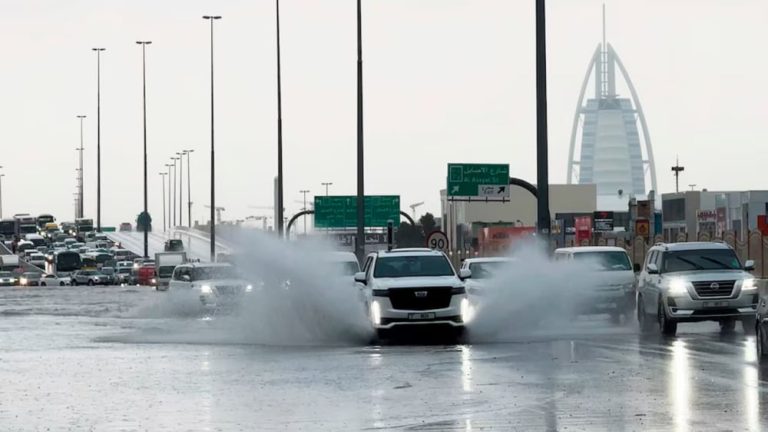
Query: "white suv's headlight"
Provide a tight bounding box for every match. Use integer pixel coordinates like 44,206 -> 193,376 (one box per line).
667,279 -> 691,296
200,285 -> 213,294
741,278 -> 757,292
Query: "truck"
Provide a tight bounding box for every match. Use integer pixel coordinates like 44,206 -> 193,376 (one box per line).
154,252 -> 188,290
75,218 -> 94,241
14,215 -> 37,236
36,214 -> 55,230
0,219 -> 16,240
0,255 -> 21,272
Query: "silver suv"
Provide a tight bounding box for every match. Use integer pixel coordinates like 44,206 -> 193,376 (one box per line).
637,242 -> 757,336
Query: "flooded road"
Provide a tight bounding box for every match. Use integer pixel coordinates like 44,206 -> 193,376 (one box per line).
2,285 -> 767,431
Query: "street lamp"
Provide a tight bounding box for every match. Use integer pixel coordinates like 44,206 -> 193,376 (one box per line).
177,151 -> 185,227
184,149 -> 194,227
0,173 -> 4,219
76,115 -> 86,219
299,190 -> 310,234
159,172 -> 167,231
355,0 -> 365,261
535,0 -> 551,240
203,15 -> 221,260
274,1 -> 285,238
321,182 -> 333,196
165,163 -> 173,229
92,47 -> 106,232
170,156 -> 178,227
136,40 -> 152,258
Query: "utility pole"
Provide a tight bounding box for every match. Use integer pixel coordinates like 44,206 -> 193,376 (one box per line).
185,149 -> 194,227
76,115 -> 86,219
171,156 -> 179,227
136,40 -> 152,258
0,172 -> 4,219
203,15 -> 221,261
355,0 -> 365,261
92,47 -> 106,232
671,156 -> 685,193
275,0 -> 285,237
159,172 -> 167,231
177,151 -> 184,226
321,182 -> 333,196
535,0 -> 551,242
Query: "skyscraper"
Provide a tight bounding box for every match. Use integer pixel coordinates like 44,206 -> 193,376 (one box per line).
567,7 -> 657,210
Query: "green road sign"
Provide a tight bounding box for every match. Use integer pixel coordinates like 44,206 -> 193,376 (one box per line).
314,195 -> 400,229
447,163 -> 510,197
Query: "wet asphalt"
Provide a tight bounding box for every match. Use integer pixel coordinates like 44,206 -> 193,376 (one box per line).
1,285 -> 767,431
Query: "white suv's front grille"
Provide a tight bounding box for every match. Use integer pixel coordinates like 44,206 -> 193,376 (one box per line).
692,280 -> 736,298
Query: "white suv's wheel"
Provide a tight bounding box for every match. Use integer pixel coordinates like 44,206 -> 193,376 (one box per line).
757,324 -> 767,362
658,302 -> 677,336
637,297 -> 655,333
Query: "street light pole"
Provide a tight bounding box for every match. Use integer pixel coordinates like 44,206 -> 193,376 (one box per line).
321,182 -> 333,196
159,172 -> 167,231
185,149 -> 194,227
171,156 -> 178,228
535,0 -> 551,242
76,115 -> 86,219
165,163 -> 173,230
177,151 -> 184,227
299,190 -> 310,234
0,173 -> 4,219
203,15 -> 221,261
355,0 -> 365,261
136,40 -> 152,258
275,0 -> 285,238
92,47 -> 106,232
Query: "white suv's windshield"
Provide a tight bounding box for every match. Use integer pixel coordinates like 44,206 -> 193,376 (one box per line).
373,255 -> 454,278
573,252 -> 632,271
662,249 -> 742,273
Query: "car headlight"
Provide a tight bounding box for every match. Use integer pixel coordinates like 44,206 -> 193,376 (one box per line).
667,279 -> 691,296
741,278 -> 758,292
150,278 -> 157,284
370,301 -> 381,326
245,284 -> 253,293
19,278 -> 27,285
200,285 -> 213,294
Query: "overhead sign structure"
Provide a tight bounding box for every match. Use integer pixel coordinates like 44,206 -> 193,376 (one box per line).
314,195 -> 400,229
426,230 -> 449,252
593,211 -> 614,232
447,163 -> 510,198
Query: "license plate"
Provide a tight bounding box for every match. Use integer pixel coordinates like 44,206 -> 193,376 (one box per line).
703,301 -> 729,308
408,313 -> 436,320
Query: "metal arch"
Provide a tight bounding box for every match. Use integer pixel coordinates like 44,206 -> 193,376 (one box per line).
567,45 -> 601,184
609,44 -> 658,194
284,210 -> 415,239
509,177 -> 538,199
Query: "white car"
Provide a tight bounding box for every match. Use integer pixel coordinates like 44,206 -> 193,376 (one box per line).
355,248 -> 471,340
168,263 -> 253,312
39,273 -> 70,286
28,253 -> 47,269
460,257 -> 515,295
554,246 -> 637,322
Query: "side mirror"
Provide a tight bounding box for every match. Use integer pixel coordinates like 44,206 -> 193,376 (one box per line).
633,263 -> 641,273
459,269 -> 472,280
647,263 -> 659,275
745,260 -> 756,271
354,272 -> 367,284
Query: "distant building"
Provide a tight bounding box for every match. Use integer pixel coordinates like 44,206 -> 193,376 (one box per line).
567,13 -> 657,210
661,190 -> 768,240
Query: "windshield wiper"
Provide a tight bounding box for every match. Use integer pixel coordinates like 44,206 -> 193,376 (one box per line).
674,256 -> 704,270
699,256 -> 733,269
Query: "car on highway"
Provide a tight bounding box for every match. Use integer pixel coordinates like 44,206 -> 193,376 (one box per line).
0,271 -> 19,286
355,248 -> 471,340
637,242 -> 758,336
119,222 -> 132,232
19,272 -> 42,287
164,239 -> 184,252
28,253 -> 46,269
39,273 -> 69,286
17,241 -> 35,255
116,266 -> 134,285
554,246 -> 637,322
100,267 -> 117,285
169,263 -> 252,312
460,257 -> 515,295
137,264 -> 156,286
71,270 -> 109,286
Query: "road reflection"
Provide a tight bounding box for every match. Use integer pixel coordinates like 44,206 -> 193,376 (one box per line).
742,338 -> 759,432
669,340 -> 690,432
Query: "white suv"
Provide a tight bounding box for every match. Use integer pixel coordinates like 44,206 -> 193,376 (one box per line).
637,242 -> 758,336
355,248 -> 471,340
169,263 -> 253,313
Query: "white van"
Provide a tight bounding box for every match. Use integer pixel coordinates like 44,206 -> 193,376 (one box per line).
553,246 -> 637,322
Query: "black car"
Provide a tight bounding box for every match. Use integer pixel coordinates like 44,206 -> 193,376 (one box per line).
164,239 -> 184,252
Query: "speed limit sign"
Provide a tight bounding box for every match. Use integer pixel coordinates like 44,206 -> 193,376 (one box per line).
426,230 -> 449,252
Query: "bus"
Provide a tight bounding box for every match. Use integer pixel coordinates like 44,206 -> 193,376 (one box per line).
75,218 -> 94,236
37,214 -> 55,230
0,219 -> 16,239
45,250 -> 82,277
14,215 -> 37,236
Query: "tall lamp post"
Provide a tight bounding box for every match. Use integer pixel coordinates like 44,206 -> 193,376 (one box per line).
136,40 -> 152,258
299,189 -> 310,234
171,156 -> 178,227
184,149 -> 194,227
321,182 -> 333,196
177,151 -> 185,226
76,115 -> 86,219
203,15 -> 221,261
0,172 -> 4,219
355,0 -> 365,261
159,172 -> 167,231
92,47 -> 106,232
165,163 -> 173,229
275,0 -> 285,237
535,0 -> 551,242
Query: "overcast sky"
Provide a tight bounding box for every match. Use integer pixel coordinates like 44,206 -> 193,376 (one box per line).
1,0 -> 766,227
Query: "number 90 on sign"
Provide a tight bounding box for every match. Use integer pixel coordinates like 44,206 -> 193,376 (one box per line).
426,231 -> 449,252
